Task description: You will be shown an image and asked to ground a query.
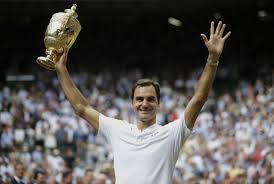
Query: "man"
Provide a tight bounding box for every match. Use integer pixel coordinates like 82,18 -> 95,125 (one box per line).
11,161 -> 26,184
94,173 -> 107,184
60,169 -> 73,184
79,168 -> 94,184
32,168 -> 47,184
53,21 -> 231,184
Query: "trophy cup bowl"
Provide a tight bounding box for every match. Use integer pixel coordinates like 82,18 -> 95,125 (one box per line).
36,4 -> 81,71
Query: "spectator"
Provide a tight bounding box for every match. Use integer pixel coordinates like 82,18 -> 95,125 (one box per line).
10,160 -> 27,184
32,168 -> 47,184
60,169 -> 73,184
78,168 -> 94,184
94,173 -> 107,184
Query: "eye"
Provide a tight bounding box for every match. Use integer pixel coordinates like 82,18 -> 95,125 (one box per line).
147,96 -> 156,102
135,97 -> 143,102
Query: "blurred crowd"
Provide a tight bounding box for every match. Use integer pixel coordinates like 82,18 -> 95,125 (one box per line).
0,65 -> 273,184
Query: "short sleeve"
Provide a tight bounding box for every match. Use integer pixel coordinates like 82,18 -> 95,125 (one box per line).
98,114 -> 123,145
168,112 -> 192,155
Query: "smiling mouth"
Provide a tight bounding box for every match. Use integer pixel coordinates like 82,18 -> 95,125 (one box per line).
139,110 -> 152,113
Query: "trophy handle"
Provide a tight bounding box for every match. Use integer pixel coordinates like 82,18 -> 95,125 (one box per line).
36,50 -> 57,71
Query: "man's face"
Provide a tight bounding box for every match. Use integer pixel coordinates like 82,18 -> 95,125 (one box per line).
15,164 -> 24,179
95,174 -> 106,184
132,85 -> 159,123
63,173 -> 73,184
85,171 -> 94,182
36,173 -> 47,184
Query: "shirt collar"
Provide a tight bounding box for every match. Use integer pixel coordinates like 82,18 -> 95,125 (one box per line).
135,122 -> 160,133
14,176 -> 21,182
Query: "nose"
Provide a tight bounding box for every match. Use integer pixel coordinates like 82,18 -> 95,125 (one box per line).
141,100 -> 149,108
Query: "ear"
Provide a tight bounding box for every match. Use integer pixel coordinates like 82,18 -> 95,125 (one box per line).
131,104 -> 137,113
131,100 -> 135,109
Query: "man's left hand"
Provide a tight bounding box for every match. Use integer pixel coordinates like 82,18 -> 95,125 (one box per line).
201,21 -> 231,61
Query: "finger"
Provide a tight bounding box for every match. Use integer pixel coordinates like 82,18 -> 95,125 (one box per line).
51,49 -> 63,59
60,46 -> 69,61
63,47 -> 70,60
63,46 -> 69,54
223,31 -> 231,40
219,24 -> 226,37
210,21 -> 214,36
201,34 -> 208,43
215,21 -> 222,35
56,47 -> 64,54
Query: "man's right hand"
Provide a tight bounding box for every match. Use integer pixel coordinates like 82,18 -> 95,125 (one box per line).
53,46 -> 69,71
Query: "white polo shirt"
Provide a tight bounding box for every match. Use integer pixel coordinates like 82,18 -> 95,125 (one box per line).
98,113 -> 191,184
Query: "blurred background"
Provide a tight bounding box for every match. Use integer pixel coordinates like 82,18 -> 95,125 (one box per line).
0,0 -> 273,183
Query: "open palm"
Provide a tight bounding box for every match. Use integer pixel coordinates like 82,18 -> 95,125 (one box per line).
201,21 -> 231,60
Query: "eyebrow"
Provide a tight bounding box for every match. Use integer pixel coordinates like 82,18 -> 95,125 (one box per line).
135,96 -> 156,100
147,96 -> 156,100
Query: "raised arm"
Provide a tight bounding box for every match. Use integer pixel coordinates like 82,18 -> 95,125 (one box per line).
184,21 -> 231,129
54,47 -> 100,130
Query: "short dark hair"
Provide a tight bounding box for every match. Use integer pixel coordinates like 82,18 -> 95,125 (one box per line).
85,168 -> 94,174
33,168 -> 47,179
131,78 -> 160,103
62,169 -> 72,178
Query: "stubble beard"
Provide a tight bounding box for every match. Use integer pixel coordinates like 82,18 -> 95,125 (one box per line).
137,111 -> 156,124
